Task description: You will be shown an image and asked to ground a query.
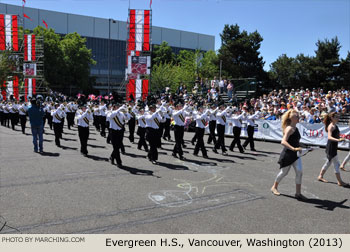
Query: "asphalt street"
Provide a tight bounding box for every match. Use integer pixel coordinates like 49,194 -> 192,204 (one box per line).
1,122 -> 350,234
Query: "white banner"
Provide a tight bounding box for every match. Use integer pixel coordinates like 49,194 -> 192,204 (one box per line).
211,119 -> 350,149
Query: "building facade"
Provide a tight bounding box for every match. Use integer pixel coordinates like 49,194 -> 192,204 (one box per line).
0,3 -> 215,93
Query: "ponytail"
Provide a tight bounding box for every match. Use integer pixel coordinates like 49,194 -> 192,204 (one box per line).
323,112 -> 337,132
281,109 -> 296,132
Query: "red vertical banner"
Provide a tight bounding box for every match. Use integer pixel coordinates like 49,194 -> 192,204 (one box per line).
128,10 -> 136,51
0,15 -> 5,50
24,34 -> 28,60
32,78 -> 36,95
13,76 -> 19,100
12,15 -> 18,51
127,79 -> 135,101
24,78 -> 28,101
142,79 -> 149,101
31,35 -> 36,60
143,10 -> 150,51
1,81 -> 6,100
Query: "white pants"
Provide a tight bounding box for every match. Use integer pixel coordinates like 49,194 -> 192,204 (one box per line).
275,158 -> 303,184
322,155 -> 340,174
341,152 -> 350,166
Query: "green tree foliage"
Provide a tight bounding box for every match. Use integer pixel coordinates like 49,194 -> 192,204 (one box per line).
0,52 -> 12,85
33,27 -> 95,92
199,50 -> 219,79
218,24 -> 265,79
269,54 -> 295,88
338,51 -> 350,87
0,51 -> 19,94
152,41 -> 176,66
33,27 -> 64,90
60,32 -> 96,91
176,50 -> 197,90
150,62 -> 178,92
269,37 -> 347,90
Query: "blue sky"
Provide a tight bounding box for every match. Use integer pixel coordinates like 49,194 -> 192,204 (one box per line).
1,0 -> 349,70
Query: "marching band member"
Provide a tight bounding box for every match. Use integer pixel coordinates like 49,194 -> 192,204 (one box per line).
108,103 -> 127,167
229,107 -> 246,153
3,102 -> 10,127
162,102 -> 172,141
66,100 -> 76,130
9,102 -> 18,130
213,101 -> 231,156
18,101 -> 28,134
271,109 -> 306,200
93,103 -> 100,131
193,104 -> 210,158
207,103 -> 218,145
136,107 -> 149,152
158,100 -> 167,148
317,112 -> 349,187
51,104 -> 66,147
242,107 -> 261,151
44,102 -> 54,130
145,104 -> 162,164
0,102 -> 3,126
172,101 -> 191,160
99,100 -> 107,137
106,104 -> 113,144
127,101 -> 137,143
76,104 -> 93,156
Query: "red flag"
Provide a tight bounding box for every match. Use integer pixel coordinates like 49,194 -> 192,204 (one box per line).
23,13 -> 32,21
42,19 -> 48,29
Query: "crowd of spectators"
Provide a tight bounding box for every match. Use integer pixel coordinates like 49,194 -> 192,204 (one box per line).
241,87 -> 350,123
166,84 -> 350,124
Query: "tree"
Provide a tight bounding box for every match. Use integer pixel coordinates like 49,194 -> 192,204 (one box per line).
314,37 -> 341,88
33,27 -> 96,92
0,52 -> 12,85
0,51 -> 19,95
176,50 -> 197,90
33,26 -> 65,90
218,24 -> 265,79
338,51 -> 350,87
152,41 -> 176,66
198,50 -> 219,79
150,62 -> 178,92
269,54 -> 296,88
60,32 -> 96,91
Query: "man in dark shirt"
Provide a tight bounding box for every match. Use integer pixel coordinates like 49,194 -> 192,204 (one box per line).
27,98 -> 45,153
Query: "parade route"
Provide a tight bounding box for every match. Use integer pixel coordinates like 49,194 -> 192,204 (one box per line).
1,124 -> 350,234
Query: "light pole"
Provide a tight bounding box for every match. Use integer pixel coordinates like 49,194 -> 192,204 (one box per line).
108,18 -> 111,95
108,18 -> 117,95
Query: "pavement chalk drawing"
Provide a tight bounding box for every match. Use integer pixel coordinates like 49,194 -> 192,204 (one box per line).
148,161 -> 253,208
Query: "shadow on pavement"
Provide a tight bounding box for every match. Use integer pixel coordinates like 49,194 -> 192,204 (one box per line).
87,144 -> 106,149
39,151 -> 60,157
85,154 -> 109,161
117,165 -> 160,178
156,161 -> 189,171
281,194 -> 350,211
61,138 -> 77,142
60,145 -> 78,150
123,152 -> 147,159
